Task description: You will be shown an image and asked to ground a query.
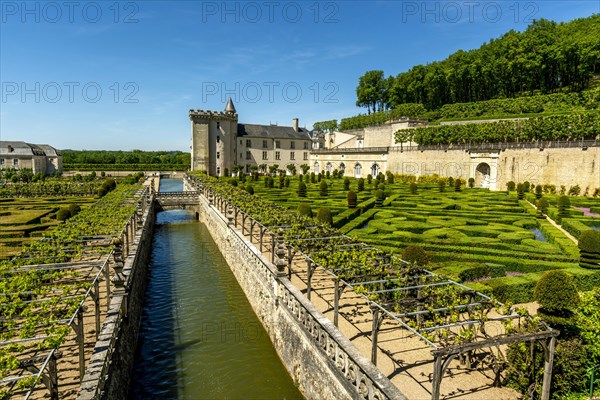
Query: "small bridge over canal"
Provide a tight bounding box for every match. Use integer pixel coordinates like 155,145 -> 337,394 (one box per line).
154,191 -> 200,213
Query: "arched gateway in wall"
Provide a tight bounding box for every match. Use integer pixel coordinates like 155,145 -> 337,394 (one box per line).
475,162 -> 491,188
470,152 -> 499,190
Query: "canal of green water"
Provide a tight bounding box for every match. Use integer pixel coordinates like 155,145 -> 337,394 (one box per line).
129,179 -> 303,399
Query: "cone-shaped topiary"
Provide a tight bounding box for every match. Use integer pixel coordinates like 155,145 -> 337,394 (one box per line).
297,204 -> 313,218
343,177 -> 350,191
319,180 -> 328,196
534,270 -> 579,315
438,181 -> 445,192
310,172 -> 316,183
357,178 -> 365,192
284,177 -> 290,187
297,182 -> 307,197
316,208 -> 333,226
535,184 -> 543,199
367,174 -> 372,184
468,177 -> 475,188
454,178 -> 462,192
347,191 -> 357,208
517,183 -> 525,200
386,172 -> 394,184
578,230 -> 600,269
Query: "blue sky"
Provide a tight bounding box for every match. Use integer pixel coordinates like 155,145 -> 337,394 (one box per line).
1,1 -> 598,151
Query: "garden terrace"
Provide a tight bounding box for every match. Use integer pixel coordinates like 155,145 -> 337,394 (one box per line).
0,184 -> 149,400
186,172 -> 559,400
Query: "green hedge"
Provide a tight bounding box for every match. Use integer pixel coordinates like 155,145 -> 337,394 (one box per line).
339,209 -> 378,234
64,163 -> 189,171
562,218 -> 591,239
333,197 -> 376,228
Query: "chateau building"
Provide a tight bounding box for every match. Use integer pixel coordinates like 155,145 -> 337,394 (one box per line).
190,98 -> 312,176
0,141 -> 62,175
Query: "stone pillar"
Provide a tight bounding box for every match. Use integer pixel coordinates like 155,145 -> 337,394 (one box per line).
275,229 -> 287,277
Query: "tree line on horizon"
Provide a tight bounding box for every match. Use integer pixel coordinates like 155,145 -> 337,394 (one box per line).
62,149 -> 190,166
355,16 -> 600,113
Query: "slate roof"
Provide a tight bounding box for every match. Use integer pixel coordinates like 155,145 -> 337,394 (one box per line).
237,124 -> 311,140
0,141 -> 47,156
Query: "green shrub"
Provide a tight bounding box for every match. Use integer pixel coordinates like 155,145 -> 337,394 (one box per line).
579,230 -> 600,269
402,245 -> 431,266
537,198 -> 549,217
316,208 -> 333,226
506,181 -> 516,191
229,178 -> 238,187
410,182 -> 418,194
246,185 -> 254,195
557,195 -> 571,221
357,178 -> 365,192
284,177 -> 290,187
319,180 -> 328,196
386,172 -> 394,184
454,178 -> 462,192
568,184 -> 581,196
367,174 -> 372,184
438,181 -> 445,192
56,208 -> 71,221
534,270 -> 580,314
468,177 -> 475,188
347,191 -> 357,208
68,204 -> 81,216
535,184 -> 543,199
516,183 -> 525,200
447,177 -> 454,186
374,189 -> 385,207
297,204 -> 313,218
343,177 -> 350,191
310,173 -> 316,183
297,182 -> 307,197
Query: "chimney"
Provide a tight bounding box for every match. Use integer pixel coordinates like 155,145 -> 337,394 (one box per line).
292,118 -> 299,132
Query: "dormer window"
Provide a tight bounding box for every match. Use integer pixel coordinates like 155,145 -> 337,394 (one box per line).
216,136 -> 220,143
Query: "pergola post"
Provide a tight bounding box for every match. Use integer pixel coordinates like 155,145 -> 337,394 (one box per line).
541,336 -> 557,400
333,278 -> 342,327
431,354 -> 444,400
370,306 -> 385,365
306,258 -> 313,300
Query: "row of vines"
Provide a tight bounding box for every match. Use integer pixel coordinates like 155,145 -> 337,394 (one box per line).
0,183 -> 143,397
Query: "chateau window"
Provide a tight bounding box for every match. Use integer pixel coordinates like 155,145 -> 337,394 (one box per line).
0,159 -> 4,166
246,139 -> 251,147
246,151 -> 251,160
216,122 -> 220,129
275,151 -> 280,160
216,135 -> 220,143
240,153 -> 242,159
275,140 -> 281,149
303,152 -> 308,160
13,159 -> 18,166
290,152 -> 295,160
290,141 -> 295,149
262,151 -> 268,160
217,167 -> 221,175
216,152 -> 220,159
262,140 -> 268,148
304,141 -> 309,149
246,165 -> 250,173
240,140 -> 242,145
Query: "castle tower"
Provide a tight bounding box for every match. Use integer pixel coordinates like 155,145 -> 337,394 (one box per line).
189,98 -> 238,176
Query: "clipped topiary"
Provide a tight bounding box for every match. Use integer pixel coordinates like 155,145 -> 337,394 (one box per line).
284,177 -> 290,187
386,172 -> 394,184
68,204 -> 81,216
374,189 -> 385,207
506,181 -> 516,191
246,185 -> 254,195
557,195 -> 570,221
343,177 -> 350,191
367,174 -> 372,184
447,176 -> 454,186
357,178 -> 365,192
516,183 -> 525,200
578,230 -> 600,269
535,184 -> 543,199
438,181 -> 445,192
454,178 -> 462,192
347,191 -> 357,208
410,182 -> 418,194
297,182 -> 307,197
468,177 -> 475,188
56,208 -> 71,221
534,270 -> 579,316
537,198 -> 549,217
229,178 -> 238,187
316,208 -> 333,226
523,181 -> 531,192
402,245 -> 431,266
297,204 -> 313,218
310,173 -> 316,183
319,180 -> 328,197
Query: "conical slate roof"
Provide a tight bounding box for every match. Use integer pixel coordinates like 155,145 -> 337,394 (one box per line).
224,97 -> 236,113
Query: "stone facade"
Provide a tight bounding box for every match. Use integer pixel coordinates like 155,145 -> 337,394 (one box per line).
0,141 -> 63,175
190,99 -> 312,176
311,123 -> 600,191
